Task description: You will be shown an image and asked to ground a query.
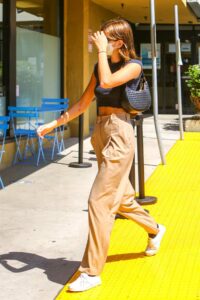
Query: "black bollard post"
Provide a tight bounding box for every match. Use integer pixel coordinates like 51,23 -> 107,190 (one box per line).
129,117 -> 136,190
69,114 -> 92,168
115,115 -> 153,220
89,100 -> 98,155
129,156 -> 135,190
89,149 -> 96,155
135,114 -> 157,205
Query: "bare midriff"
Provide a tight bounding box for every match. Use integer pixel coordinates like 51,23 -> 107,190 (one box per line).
98,106 -> 126,116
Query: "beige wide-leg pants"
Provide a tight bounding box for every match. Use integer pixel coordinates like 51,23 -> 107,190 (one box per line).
79,113 -> 159,275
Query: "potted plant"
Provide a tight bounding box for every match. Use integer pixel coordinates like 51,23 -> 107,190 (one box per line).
185,64 -> 200,113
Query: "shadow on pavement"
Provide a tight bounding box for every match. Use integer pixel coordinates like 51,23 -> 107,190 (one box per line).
163,116 -> 198,132
0,250 -> 146,285
1,148 -> 94,189
163,123 -> 180,131
0,252 -> 80,285
106,252 -> 145,262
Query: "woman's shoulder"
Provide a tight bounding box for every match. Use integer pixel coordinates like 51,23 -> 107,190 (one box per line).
126,58 -> 143,67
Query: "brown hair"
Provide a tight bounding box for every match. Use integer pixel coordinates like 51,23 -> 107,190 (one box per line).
100,17 -> 139,62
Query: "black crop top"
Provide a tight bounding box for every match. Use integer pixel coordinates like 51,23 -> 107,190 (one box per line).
94,58 -> 143,108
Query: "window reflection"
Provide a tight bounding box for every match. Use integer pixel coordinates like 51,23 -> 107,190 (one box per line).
0,1 -> 5,117
16,0 -> 61,124
16,0 -> 60,36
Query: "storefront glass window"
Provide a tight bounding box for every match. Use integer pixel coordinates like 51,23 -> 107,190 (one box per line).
16,0 -> 61,121
0,1 -> 5,118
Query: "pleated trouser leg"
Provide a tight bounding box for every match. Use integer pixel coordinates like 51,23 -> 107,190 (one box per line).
79,113 -> 158,275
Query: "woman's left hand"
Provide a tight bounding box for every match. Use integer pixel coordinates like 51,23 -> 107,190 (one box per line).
37,123 -> 55,139
91,31 -> 108,52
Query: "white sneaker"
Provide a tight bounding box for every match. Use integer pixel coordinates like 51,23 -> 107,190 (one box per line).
145,224 -> 166,256
68,273 -> 101,292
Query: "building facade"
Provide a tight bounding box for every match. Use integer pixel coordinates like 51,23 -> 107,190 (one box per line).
0,0 -> 200,169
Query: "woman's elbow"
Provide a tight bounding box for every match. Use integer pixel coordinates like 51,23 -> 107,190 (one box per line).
100,80 -> 111,89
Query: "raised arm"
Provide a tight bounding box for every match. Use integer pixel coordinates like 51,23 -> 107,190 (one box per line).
37,72 -> 96,138
92,31 -> 141,88
98,61 -> 141,88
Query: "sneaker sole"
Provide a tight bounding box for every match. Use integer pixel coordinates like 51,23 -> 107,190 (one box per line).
68,282 -> 101,292
145,250 -> 158,256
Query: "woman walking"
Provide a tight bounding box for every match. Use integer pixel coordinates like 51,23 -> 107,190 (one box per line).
37,18 -> 166,292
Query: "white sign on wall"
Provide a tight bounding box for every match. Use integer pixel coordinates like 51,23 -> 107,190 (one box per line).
168,43 -> 191,53
88,29 -> 93,53
140,43 -> 161,69
181,43 -> 191,52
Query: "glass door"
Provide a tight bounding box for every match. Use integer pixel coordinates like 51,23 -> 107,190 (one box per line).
164,43 -> 193,114
16,0 -> 61,121
197,43 -> 200,65
180,44 -> 193,114
0,0 -> 5,117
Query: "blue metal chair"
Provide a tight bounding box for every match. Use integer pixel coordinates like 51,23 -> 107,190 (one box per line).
39,98 -> 69,157
0,116 -> 10,189
8,106 -> 45,166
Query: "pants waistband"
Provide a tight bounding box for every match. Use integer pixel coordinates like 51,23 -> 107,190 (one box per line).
96,112 -> 130,122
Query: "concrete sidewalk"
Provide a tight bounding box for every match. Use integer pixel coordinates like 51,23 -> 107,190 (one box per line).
0,115 -> 181,300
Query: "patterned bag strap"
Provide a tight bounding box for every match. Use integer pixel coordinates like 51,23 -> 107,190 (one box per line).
135,70 -> 147,90
124,61 -> 147,90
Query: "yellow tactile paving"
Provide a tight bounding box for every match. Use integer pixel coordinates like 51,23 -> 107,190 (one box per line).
56,132 -> 200,300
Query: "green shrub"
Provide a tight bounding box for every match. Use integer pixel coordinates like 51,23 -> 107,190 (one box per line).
185,64 -> 200,98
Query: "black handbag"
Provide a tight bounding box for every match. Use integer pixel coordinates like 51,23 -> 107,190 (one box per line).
121,71 -> 151,114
